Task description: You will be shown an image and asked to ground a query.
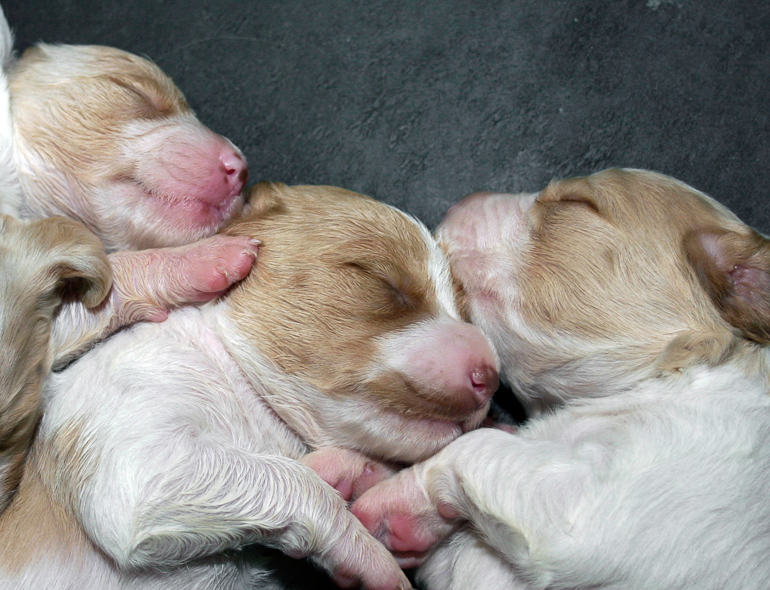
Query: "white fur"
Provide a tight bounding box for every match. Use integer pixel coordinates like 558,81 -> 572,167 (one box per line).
352,169 -> 770,590
413,362 -> 770,589
0,6 -> 22,216
3,307 -> 398,589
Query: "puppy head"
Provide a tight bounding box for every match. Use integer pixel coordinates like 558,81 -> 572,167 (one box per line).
221,183 -> 499,463
9,44 -> 248,251
438,169 -> 769,406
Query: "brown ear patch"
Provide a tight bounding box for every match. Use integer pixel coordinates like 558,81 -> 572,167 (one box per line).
685,229 -> 770,343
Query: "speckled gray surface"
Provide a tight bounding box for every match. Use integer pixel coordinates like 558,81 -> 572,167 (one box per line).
5,0 -> 768,586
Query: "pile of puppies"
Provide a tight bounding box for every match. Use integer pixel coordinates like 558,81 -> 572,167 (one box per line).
1,4 -> 769,590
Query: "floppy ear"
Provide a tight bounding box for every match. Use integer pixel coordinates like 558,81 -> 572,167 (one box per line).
685,229 -> 770,343
30,216 -> 113,309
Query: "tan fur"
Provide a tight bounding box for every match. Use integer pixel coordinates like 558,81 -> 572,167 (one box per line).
0,215 -> 110,511
225,183 -> 468,420
0,437 -> 90,574
10,44 -> 189,180
518,169 -> 752,371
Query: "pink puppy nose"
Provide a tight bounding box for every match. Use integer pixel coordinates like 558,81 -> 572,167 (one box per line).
470,365 -> 499,405
424,322 -> 499,414
220,149 -> 248,195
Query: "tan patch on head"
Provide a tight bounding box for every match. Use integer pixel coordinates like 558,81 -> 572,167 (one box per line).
10,44 -> 189,172
9,44 -> 190,188
224,183 -> 441,410
519,169 -> 749,366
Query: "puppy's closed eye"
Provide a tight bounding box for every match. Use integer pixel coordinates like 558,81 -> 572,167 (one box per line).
105,75 -> 180,120
344,261 -> 419,313
537,192 -> 600,214
556,194 -> 600,213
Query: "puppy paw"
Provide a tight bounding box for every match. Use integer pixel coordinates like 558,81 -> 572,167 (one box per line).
175,234 -> 260,301
301,447 -> 399,502
351,468 -> 459,569
318,519 -> 414,590
108,235 -> 259,324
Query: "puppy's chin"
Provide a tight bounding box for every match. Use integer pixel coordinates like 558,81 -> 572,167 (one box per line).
326,397 -> 492,465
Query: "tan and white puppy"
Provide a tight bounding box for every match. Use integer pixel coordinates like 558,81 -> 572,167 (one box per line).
0,29 -> 257,350
353,169 -> 770,590
0,183 -> 499,590
0,7 -> 257,509
0,214 -> 110,514
0,10 -> 248,248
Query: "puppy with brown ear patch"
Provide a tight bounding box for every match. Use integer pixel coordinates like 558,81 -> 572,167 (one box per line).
0,7 -> 258,508
0,214 -> 111,513
353,169 -> 770,590
0,183 -> 499,590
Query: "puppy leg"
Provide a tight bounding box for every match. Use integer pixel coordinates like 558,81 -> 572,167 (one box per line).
301,447 -> 399,502
0,215 -> 110,510
50,234 -> 259,366
61,430 -> 411,590
353,427 -> 599,585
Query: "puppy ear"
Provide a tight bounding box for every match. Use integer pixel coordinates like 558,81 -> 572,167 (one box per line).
30,217 -> 112,309
685,229 -> 770,343
51,255 -> 113,309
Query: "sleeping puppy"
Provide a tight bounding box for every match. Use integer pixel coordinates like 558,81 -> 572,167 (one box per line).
0,214 -> 110,513
0,7 -> 247,248
0,7 -> 258,509
0,183 -> 499,590
0,21 -> 258,352
352,169 -> 770,590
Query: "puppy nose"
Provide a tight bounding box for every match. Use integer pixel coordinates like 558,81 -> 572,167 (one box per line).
470,365 -> 499,405
220,150 -> 248,194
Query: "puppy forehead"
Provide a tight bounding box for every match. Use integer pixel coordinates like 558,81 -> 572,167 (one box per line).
236,184 -> 458,315
516,169 -> 743,333
551,168 -> 741,232
15,44 -> 188,114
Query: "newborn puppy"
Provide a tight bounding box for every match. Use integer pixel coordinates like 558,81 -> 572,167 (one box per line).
0,3 -> 252,333
0,214 -> 110,513
353,169 -> 770,590
0,183 -> 499,590
0,8 -> 256,509
1,30 -> 256,347
0,15 -> 247,249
